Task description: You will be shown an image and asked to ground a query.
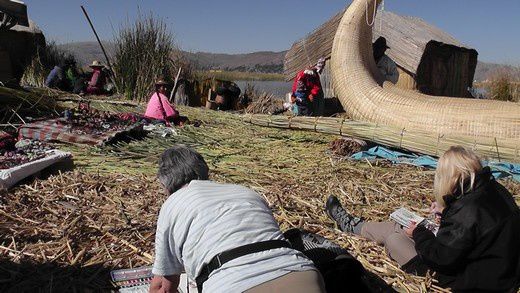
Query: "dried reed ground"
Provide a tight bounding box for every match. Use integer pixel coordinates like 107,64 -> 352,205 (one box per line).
1,106 -> 519,292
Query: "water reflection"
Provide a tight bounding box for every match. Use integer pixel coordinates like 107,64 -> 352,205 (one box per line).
234,80 -> 291,99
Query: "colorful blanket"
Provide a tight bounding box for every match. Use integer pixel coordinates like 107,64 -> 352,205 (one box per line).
18,118 -> 143,146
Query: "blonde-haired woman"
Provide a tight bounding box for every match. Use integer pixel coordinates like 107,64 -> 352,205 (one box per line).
326,146 -> 520,292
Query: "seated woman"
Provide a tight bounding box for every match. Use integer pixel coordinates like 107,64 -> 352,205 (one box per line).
85,60 -> 108,95
144,79 -> 183,126
326,146 -> 520,292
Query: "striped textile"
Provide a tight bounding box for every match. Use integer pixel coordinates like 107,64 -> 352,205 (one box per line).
18,118 -> 143,146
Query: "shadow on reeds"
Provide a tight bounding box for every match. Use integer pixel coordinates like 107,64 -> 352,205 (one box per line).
0,258 -> 114,292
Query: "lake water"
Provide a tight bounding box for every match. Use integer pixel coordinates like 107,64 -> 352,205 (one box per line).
234,80 -> 292,100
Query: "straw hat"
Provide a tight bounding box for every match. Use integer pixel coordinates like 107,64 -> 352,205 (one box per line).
155,78 -> 169,86
89,60 -> 104,68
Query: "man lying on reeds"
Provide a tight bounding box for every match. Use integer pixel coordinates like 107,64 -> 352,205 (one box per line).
150,145 -> 325,293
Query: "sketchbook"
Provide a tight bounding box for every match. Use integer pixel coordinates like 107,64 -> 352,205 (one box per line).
390,207 -> 439,235
111,266 -> 198,293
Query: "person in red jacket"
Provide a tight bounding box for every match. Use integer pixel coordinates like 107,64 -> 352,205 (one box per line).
291,58 -> 325,116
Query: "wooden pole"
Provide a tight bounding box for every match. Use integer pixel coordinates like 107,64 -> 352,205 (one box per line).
80,5 -> 119,93
169,67 -> 182,102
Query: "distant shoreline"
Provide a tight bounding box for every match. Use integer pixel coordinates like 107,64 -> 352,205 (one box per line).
196,70 -> 285,82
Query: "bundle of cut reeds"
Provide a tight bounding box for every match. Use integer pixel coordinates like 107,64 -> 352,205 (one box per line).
243,114 -> 520,163
245,92 -> 284,114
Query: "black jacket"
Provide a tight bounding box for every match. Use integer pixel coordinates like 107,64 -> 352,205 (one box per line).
411,167 -> 520,292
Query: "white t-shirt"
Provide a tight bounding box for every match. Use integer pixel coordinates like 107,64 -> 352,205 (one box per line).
152,180 -> 315,292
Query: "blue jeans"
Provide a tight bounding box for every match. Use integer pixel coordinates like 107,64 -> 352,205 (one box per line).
293,92 -> 312,116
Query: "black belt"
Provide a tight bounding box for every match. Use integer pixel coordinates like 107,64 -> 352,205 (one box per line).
195,239 -> 292,292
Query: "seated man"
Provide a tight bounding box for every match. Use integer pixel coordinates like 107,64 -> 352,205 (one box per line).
373,37 -> 399,84
150,145 -> 325,293
144,79 -> 181,126
45,62 -> 68,90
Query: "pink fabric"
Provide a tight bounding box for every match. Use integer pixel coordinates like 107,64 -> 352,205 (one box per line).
86,68 -> 106,95
89,69 -> 102,87
144,92 -> 178,121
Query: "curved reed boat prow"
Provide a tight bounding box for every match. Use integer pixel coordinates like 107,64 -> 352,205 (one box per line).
331,0 -> 520,151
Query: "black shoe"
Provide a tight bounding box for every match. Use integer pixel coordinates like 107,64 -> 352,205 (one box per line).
325,195 -> 363,233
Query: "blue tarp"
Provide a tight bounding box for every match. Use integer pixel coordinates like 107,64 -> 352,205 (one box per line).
351,146 -> 520,183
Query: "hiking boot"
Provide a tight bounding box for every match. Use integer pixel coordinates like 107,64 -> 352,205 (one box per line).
325,195 -> 363,233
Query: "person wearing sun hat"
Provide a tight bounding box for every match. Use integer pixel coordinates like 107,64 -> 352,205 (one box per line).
144,78 -> 180,126
373,37 -> 399,84
86,60 -> 108,95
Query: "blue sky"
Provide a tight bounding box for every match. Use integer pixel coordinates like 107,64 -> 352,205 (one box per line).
23,0 -> 520,64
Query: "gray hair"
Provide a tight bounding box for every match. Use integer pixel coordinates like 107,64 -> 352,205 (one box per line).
158,145 -> 209,194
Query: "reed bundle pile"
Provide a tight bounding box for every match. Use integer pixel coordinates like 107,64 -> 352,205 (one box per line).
329,137 -> 367,157
245,92 -> 284,114
0,87 -> 144,130
2,106 -> 519,292
0,87 -> 64,126
243,114 -> 520,164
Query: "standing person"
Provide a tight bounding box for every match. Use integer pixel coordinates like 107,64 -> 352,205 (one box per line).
144,79 -> 181,126
373,37 -> 399,84
85,60 -> 107,95
150,145 -> 325,293
325,146 -> 520,292
291,58 -> 326,117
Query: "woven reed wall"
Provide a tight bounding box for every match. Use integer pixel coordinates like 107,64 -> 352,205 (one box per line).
284,9 -> 344,81
320,62 -> 335,98
416,41 -> 478,97
395,67 -> 416,91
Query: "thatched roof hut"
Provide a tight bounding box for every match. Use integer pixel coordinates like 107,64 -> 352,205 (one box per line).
284,9 -> 478,98
0,1 -> 44,85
